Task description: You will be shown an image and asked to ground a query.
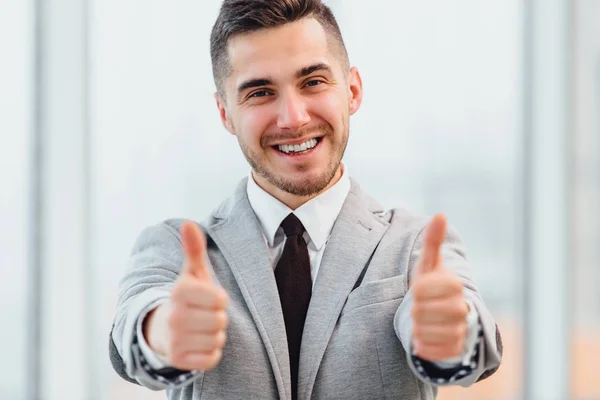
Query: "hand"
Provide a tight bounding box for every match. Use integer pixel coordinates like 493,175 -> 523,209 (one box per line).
144,221 -> 229,370
410,214 -> 468,362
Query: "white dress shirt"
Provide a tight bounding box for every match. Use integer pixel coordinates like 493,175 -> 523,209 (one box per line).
246,166 -> 351,286
137,165 -> 478,371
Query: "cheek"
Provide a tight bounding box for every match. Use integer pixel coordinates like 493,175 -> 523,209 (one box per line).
236,106 -> 274,145
309,92 -> 347,130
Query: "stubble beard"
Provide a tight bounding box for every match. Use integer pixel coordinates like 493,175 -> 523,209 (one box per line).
239,125 -> 348,197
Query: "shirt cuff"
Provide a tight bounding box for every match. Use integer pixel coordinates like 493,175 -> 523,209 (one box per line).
411,323 -> 483,385
136,300 -> 171,369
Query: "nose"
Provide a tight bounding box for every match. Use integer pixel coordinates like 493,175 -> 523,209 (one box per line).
277,90 -> 311,130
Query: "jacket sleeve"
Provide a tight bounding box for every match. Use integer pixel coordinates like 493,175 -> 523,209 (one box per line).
108,220 -> 203,390
395,219 -> 503,387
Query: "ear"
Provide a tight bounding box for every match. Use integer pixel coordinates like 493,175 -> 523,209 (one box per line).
215,92 -> 236,135
347,66 -> 363,116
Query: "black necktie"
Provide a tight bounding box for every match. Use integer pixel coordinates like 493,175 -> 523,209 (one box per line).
274,213 -> 312,400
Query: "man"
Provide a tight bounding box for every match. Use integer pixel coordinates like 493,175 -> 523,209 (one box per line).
109,0 -> 502,399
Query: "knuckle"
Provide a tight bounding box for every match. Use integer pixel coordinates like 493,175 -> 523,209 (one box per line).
452,303 -> 466,318
452,278 -> 464,290
206,334 -> 219,349
215,310 -> 229,330
217,288 -> 230,307
211,349 -> 223,367
215,330 -> 227,348
450,282 -> 463,295
199,351 -> 221,371
457,323 -> 467,337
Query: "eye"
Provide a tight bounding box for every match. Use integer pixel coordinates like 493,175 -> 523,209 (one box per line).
305,79 -> 323,88
249,90 -> 271,98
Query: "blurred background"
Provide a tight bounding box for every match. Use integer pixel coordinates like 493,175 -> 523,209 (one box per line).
0,0 -> 598,399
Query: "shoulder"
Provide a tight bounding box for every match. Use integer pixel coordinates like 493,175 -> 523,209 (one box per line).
375,208 -> 432,256
349,177 -> 431,235
129,220 -> 186,256
350,178 -> 465,248
135,177 -> 249,249
384,207 -> 430,233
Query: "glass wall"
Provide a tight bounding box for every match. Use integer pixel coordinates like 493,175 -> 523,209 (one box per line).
572,1 -> 600,398
0,1 -> 33,399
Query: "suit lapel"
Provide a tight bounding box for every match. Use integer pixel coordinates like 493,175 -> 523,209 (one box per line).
206,179 -> 291,400
298,180 -> 390,400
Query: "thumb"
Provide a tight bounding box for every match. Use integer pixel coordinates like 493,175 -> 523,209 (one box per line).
415,213 -> 447,277
181,221 -> 210,281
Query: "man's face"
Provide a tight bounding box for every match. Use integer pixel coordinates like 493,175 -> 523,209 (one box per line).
216,18 -> 363,197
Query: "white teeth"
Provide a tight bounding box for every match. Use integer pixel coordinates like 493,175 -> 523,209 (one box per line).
278,138 -> 318,153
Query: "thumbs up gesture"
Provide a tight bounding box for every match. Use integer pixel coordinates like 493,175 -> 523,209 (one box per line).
144,221 -> 229,370
410,214 -> 469,362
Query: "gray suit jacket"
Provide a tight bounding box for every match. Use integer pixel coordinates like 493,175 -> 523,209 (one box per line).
109,177 -> 502,399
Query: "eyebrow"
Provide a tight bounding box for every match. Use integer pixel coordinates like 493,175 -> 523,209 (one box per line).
236,63 -> 333,95
237,78 -> 273,94
296,63 -> 332,79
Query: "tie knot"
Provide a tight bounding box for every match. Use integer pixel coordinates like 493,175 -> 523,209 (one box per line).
280,213 -> 304,237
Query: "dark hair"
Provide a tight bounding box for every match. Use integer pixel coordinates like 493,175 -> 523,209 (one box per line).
210,0 -> 349,97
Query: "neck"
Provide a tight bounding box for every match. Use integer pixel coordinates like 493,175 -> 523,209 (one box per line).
252,165 -> 343,210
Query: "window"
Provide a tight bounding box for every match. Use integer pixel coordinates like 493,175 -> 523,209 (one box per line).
0,1 -> 33,399
572,1 -> 600,398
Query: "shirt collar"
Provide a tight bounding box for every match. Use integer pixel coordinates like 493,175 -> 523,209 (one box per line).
246,165 -> 351,250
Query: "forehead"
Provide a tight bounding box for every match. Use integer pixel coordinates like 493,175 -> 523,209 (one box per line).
226,18 -> 338,87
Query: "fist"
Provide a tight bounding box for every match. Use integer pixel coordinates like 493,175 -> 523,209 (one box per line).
145,221 -> 229,371
410,214 -> 469,362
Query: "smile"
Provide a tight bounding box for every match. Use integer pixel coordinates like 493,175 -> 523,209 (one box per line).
274,137 -> 321,155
